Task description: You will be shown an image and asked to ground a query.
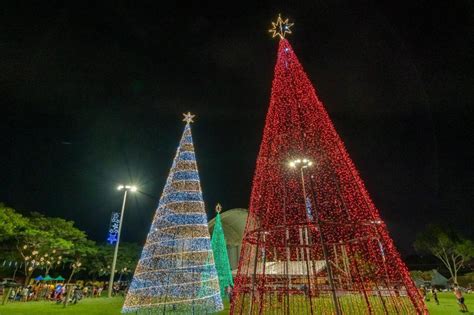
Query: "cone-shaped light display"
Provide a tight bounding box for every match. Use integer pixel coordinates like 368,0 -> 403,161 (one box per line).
231,34 -> 427,314
123,114 -> 223,314
211,204 -> 234,299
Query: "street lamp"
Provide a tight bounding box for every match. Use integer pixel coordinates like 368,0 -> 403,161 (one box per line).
288,158 -> 313,201
288,158 -> 341,315
108,184 -> 137,298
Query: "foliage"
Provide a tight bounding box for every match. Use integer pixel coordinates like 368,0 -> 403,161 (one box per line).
410,270 -> 433,281
0,204 -> 142,285
0,204 -> 28,241
65,238 -> 98,283
0,205 -> 96,284
29,212 -> 87,247
456,271 -> 474,288
414,224 -> 474,284
85,243 -> 141,279
15,212 -> 92,283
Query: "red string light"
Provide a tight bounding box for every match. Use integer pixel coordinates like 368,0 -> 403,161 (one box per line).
231,39 -> 427,314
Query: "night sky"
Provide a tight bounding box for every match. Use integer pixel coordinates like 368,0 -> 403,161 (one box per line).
1,1 -> 473,254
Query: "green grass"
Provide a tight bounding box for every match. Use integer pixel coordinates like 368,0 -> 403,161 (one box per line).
0,293 -> 471,314
0,297 -> 124,315
0,297 -> 231,315
425,292 -> 473,315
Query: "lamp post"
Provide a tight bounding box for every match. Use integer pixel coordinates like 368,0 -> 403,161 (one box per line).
108,184 -> 137,298
289,158 -> 341,315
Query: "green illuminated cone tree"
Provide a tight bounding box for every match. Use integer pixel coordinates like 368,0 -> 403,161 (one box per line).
211,203 -> 234,298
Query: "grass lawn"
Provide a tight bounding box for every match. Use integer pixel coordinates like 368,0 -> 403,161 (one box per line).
426,292 -> 473,315
0,297 -> 230,315
0,293 -> 471,314
0,296 -> 124,315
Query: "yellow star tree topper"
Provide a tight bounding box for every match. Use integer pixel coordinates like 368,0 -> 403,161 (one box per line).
215,203 -> 222,214
269,14 -> 294,39
182,112 -> 195,124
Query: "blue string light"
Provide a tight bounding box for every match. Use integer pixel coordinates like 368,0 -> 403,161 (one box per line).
107,212 -> 120,245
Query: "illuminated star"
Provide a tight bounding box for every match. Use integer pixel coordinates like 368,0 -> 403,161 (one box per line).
216,203 -> 222,214
269,14 -> 294,39
182,112 -> 195,124
107,233 -> 117,244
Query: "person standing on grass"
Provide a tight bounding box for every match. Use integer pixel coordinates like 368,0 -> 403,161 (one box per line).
420,286 -> 427,301
82,285 -> 88,298
97,286 -> 103,297
454,283 -> 469,313
227,285 -> 234,304
21,286 -> 28,302
431,288 -> 439,305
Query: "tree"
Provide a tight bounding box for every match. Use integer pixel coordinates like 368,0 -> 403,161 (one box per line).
0,205 -> 28,279
410,270 -> 432,282
0,204 -> 28,241
86,243 -> 141,280
414,224 -> 474,284
0,205 -> 100,283
65,239 -> 97,283
43,249 -> 63,276
16,213 -> 89,284
123,115 -> 223,314
211,206 -> 233,298
232,19 -> 426,314
16,226 -> 56,283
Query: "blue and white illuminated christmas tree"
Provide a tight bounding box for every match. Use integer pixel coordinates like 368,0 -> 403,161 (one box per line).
123,113 -> 223,314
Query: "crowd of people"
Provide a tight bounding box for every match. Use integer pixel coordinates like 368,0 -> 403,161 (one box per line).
2,282 -> 127,304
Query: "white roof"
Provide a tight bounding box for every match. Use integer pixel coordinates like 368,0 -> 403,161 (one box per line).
208,208 -> 248,245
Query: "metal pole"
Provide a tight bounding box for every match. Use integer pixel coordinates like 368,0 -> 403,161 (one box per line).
300,167 -> 314,315
301,166 -> 341,315
108,189 -> 128,298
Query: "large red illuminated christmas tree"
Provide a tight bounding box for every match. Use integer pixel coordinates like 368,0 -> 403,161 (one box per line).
231,16 -> 427,314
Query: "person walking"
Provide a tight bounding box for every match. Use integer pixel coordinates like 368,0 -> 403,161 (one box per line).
71,286 -> 82,304
453,283 -> 469,313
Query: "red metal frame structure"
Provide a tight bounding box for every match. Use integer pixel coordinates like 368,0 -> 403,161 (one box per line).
230,38 -> 427,314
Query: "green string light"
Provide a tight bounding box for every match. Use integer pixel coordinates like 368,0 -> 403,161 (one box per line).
211,205 -> 234,299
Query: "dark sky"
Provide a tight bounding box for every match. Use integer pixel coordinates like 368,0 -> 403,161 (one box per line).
1,1 -> 473,254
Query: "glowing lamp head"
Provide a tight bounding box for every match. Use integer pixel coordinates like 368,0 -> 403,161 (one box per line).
117,184 -> 138,192
288,157 -> 314,169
